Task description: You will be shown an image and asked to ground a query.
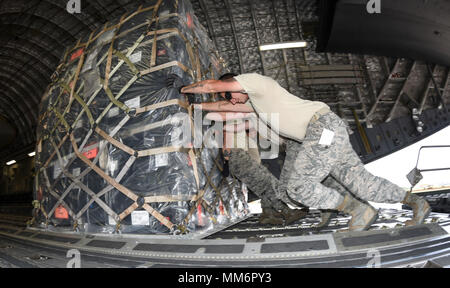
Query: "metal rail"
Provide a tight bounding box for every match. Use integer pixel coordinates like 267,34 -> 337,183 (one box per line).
0,209 -> 449,267
415,145 -> 450,173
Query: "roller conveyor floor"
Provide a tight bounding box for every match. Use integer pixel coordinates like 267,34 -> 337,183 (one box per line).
0,208 -> 449,268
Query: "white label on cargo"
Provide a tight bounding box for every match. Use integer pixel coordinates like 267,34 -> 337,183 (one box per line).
129,51 -> 142,63
108,215 -> 117,226
155,153 -> 169,168
73,168 -> 81,177
131,211 -> 150,226
125,97 -> 140,109
108,107 -> 120,118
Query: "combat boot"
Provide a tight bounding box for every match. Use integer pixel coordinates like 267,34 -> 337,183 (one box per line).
258,208 -> 284,225
280,207 -> 308,225
336,195 -> 378,231
316,211 -> 335,229
401,192 -> 431,226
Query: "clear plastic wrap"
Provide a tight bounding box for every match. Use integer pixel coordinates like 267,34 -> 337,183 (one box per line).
33,0 -> 249,236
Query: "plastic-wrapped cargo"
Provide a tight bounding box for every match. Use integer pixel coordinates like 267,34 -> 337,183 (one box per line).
32,0 -> 249,236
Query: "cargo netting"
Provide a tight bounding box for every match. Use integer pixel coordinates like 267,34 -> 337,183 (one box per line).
32,0 -> 249,236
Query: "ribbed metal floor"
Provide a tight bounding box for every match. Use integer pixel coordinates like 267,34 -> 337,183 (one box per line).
0,209 -> 449,268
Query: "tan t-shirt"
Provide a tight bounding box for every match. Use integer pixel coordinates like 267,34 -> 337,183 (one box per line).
234,73 -> 330,142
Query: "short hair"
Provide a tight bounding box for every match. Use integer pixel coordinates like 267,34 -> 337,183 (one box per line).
219,73 -> 237,81
218,73 -> 237,101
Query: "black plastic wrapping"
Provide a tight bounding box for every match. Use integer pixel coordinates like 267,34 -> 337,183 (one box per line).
33,0 -> 249,236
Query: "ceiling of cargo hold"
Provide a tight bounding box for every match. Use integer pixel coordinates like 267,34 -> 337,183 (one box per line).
0,0 -> 449,162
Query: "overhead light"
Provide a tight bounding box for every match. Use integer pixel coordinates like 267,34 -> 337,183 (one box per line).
6,160 -> 16,166
28,152 -> 36,157
259,41 -> 307,51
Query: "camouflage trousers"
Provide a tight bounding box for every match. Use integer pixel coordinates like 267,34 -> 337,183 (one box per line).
228,112 -> 407,211
228,149 -> 289,211
228,149 -> 353,211
282,111 -> 407,210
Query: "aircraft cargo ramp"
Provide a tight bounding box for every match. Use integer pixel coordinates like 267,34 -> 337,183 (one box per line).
0,208 -> 449,268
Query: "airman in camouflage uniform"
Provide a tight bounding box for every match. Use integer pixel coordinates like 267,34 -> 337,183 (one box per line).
228,111 -> 427,231
228,147 -> 351,227
182,72 -> 431,231
285,111 -> 430,228
281,111 -> 408,209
